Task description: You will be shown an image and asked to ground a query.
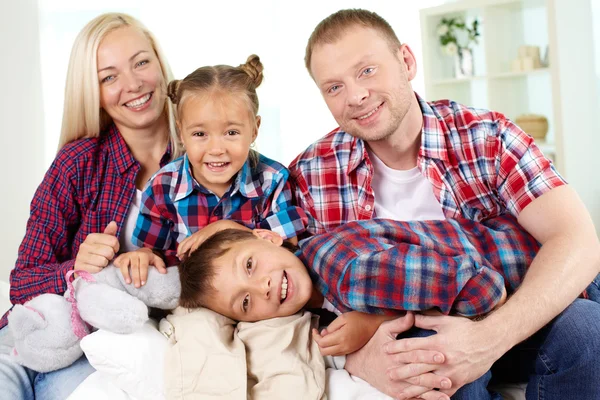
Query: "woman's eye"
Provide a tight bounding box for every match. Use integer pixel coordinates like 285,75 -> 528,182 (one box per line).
101,75 -> 115,83
246,258 -> 253,273
242,295 -> 250,312
136,60 -> 149,67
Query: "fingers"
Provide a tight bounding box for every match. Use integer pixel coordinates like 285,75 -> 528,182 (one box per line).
383,312 -> 415,337
391,350 -> 445,365
118,257 -> 132,284
401,388 -> 451,400
103,221 -> 118,236
74,263 -> 103,274
190,235 -> 205,253
86,233 -> 120,254
405,373 -> 452,391
130,254 -> 142,288
315,327 -> 346,348
387,363 -> 438,381
384,336 -> 432,355
153,254 -> 167,273
325,315 -> 347,334
413,314 -> 447,331
177,238 -> 192,260
139,255 -> 150,286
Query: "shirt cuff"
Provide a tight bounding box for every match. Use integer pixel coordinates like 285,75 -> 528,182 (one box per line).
323,355 -> 346,370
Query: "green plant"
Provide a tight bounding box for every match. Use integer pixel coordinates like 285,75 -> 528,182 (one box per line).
437,17 -> 480,56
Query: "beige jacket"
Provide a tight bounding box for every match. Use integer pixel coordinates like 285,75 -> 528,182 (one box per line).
164,307 -> 326,400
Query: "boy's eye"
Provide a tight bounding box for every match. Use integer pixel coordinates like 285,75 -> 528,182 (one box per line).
246,258 -> 253,274
242,295 -> 250,312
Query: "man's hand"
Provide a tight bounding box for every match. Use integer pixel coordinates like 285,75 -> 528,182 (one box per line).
345,313 -> 451,400
385,313 -> 505,396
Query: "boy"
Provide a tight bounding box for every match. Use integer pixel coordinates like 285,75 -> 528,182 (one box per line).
178,214 -> 539,356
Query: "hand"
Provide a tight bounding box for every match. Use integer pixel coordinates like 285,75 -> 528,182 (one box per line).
113,247 -> 167,288
313,311 -> 390,356
177,220 -> 249,260
345,313 -> 451,400
385,313 -> 504,397
74,221 -> 120,274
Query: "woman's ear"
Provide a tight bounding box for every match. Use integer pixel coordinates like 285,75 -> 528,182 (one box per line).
252,228 -> 283,246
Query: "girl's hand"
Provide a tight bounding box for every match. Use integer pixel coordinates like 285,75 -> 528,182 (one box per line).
313,311 -> 394,356
113,247 -> 167,288
74,221 -> 120,274
177,220 -> 250,260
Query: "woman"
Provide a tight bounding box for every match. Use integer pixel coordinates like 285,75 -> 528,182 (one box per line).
0,13 -> 182,399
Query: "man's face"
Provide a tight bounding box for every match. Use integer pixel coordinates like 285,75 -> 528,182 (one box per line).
203,234 -> 313,322
310,26 -> 416,142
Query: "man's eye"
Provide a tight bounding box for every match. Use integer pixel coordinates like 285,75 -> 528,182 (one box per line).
328,85 -> 340,94
362,67 -> 374,75
242,295 -> 250,312
246,258 -> 253,273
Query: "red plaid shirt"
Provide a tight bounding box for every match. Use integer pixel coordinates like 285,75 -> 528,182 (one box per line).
289,94 -> 566,235
0,125 -> 171,329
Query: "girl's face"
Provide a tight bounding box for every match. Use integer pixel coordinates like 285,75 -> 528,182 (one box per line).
97,26 -> 166,132
204,230 -> 313,322
177,91 -> 259,197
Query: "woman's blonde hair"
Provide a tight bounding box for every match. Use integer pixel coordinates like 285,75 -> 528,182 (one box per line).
167,54 -> 264,167
58,12 -> 182,159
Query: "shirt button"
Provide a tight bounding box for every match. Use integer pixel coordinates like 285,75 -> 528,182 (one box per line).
365,205 -> 372,212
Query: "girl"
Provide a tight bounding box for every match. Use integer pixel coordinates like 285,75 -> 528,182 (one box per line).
122,55 -> 306,270
0,13 -> 181,399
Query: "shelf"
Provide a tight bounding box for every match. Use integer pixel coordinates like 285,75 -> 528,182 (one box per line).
432,76 -> 487,85
488,68 -> 550,79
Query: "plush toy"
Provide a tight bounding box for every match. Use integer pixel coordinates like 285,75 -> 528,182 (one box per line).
7,264 -> 180,373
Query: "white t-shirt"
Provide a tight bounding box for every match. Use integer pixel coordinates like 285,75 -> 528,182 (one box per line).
119,189 -> 143,253
367,148 -> 445,222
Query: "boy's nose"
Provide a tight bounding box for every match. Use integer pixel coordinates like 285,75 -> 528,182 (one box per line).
259,276 -> 271,299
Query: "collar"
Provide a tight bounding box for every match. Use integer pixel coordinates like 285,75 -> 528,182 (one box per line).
417,93 -> 449,162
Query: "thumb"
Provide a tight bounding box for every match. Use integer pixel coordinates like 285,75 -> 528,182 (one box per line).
103,221 -> 118,236
383,312 -> 415,338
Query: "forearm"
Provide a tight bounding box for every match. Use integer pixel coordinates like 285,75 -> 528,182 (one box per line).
480,233 -> 600,353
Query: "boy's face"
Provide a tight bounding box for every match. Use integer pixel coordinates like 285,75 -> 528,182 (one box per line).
204,231 -> 313,322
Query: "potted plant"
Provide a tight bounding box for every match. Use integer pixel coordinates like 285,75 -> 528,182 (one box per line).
437,17 -> 480,78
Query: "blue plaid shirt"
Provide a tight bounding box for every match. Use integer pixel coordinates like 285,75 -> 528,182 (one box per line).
133,153 -> 306,264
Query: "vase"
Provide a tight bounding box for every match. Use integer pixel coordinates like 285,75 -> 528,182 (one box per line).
454,48 -> 474,78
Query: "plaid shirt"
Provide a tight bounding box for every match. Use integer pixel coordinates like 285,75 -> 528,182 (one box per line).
298,215 -> 540,316
132,153 -> 306,264
1,125 -> 171,329
289,93 -> 566,235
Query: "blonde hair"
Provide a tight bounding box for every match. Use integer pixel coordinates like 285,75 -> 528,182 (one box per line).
58,13 -> 182,159
305,9 -> 402,75
167,54 -> 264,167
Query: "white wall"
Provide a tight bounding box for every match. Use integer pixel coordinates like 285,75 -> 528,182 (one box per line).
0,0 -> 45,284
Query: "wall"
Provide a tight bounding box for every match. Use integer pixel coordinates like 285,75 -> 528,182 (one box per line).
0,0 -> 45,284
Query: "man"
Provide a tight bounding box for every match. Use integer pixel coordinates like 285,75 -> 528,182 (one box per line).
289,8 -> 600,400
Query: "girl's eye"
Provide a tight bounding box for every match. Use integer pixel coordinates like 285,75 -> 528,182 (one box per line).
192,131 -> 205,137
136,60 -> 149,67
242,295 -> 250,312
101,75 -> 115,83
362,67 -> 374,75
227,130 -> 239,136
246,258 -> 253,274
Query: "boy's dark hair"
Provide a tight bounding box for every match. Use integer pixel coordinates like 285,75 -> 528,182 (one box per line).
178,228 -> 299,309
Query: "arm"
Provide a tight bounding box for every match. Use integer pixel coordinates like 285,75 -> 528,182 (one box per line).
257,171 -> 308,240
385,120 -> 600,396
313,311 -> 397,356
177,220 -> 251,260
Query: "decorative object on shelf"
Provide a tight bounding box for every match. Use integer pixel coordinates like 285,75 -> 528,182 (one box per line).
437,16 -> 480,78
510,45 -> 543,72
515,114 -> 549,140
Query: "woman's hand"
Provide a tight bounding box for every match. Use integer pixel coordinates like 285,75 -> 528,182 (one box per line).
177,220 -> 250,260
74,221 -> 120,274
113,247 -> 167,288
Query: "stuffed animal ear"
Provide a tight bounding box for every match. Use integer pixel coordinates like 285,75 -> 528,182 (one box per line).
7,304 -> 48,337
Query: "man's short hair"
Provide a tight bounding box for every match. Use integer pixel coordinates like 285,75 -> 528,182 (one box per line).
305,9 -> 402,75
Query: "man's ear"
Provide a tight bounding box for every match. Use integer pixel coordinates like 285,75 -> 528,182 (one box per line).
252,228 -> 283,246
397,44 -> 418,81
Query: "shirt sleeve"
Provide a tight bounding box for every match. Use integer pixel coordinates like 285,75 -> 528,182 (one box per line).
287,168 -> 325,237
495,116 -> 567,215
10,153 -> 81,305
132,176 -> 179,264
304,236 -> 506,317
258,172 -> 308,240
